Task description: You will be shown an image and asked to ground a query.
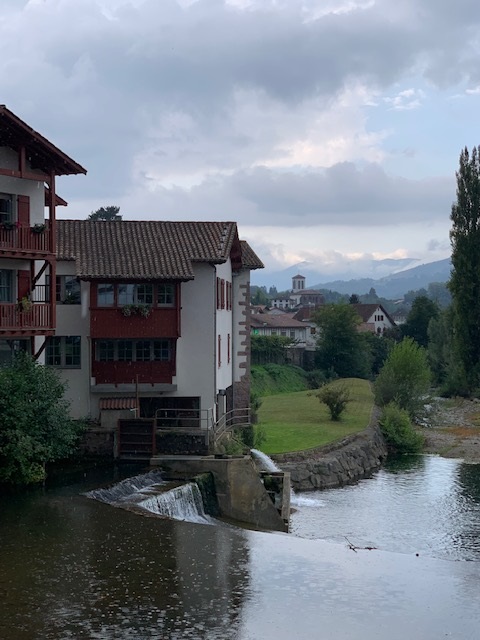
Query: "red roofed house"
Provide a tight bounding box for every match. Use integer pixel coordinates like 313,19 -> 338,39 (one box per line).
0,106 -> 86,365
350,303 -> 396,334
54,220 -> 263,451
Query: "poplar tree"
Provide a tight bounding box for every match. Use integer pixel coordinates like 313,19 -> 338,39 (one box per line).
449,146 -> 480,390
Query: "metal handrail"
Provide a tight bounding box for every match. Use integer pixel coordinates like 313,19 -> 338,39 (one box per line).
213,407 -> 251,442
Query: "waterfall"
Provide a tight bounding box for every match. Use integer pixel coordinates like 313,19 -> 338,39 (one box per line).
251,448 -> 300,507
250,448 -> 282,472
85,471 -> 212,525
139,483 -> 211,524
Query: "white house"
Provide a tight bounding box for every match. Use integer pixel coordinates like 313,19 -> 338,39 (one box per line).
351,303 -> 396,334
53,220 -> 263,432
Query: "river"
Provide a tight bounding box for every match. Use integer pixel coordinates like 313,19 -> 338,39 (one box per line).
1,456 -> 479,639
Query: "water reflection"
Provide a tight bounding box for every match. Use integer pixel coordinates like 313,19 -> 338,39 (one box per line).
291,454 -> 480,561
1,457 -> 480,639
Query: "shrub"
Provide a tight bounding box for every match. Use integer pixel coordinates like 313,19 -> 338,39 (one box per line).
379,403 -> 424,454
313,382 -> 350,421
374,338 -> 431,420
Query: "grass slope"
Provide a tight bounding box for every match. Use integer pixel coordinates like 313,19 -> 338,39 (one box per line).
251,364 -> 309,397
257,378 -> 374,455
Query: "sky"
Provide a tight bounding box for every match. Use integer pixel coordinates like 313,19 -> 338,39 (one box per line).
2,0 -> 480,285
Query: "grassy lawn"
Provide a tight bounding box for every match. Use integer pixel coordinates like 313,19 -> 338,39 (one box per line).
256,378 -> 374,455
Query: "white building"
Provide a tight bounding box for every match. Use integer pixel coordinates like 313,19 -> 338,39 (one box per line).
53,220 -> 263,432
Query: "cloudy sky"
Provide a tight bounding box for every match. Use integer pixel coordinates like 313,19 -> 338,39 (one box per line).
2,0 -> 479,284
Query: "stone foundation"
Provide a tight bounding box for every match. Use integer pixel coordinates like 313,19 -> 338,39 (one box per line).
273,410 -> 387,491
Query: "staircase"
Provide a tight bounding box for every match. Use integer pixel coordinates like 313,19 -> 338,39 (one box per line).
117,419 -> 155,458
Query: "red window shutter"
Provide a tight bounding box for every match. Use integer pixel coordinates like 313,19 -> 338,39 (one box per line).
218,334 -> 221,367
227,333 -> 231,363
221,279 -> 225,309
17,195 -> 30,227
17,270 -> 31,300
216,277 -> 220,309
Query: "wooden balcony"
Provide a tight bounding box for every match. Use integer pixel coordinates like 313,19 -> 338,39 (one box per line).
92,361 -> 176,385
0,303 -> 54,335
90,307 -> 180,339
0,225 -> 53,257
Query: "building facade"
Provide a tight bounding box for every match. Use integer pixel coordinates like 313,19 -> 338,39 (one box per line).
53,220 -> 263,428
0,106 -> 86,365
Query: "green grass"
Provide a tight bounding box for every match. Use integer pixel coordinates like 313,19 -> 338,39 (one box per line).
251,364 -> 309,396
256,378 -> 374,455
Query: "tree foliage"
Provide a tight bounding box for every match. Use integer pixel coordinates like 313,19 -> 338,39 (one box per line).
251,334 -> 295,365
401,295 -> 439,348
313,303 -> 371,378
0,354 -> 85,485
449,146 -> 480,390
374,338 -> 431,420
379,403 -> 424,454
88,205 -> 122,221
313,382 -> 350,421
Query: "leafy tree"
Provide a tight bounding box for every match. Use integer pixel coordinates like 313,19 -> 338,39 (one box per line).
449,146 -> 480,390
401,295 -> 439,348
374,338 -> 431,420
349,293 -> 360,304
427,282 -> 451,309
313,303 -> 371,378
379,403 -> 424,454
88,205 -> 122,221
251,335 -> 295,365
428,308 -> 470,396
0,354 -> 85,485
313,382 -> 350,421
251,286 -> 269,306
361,332 -> 395,375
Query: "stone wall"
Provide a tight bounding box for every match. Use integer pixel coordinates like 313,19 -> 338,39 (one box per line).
272,410 -> 387,491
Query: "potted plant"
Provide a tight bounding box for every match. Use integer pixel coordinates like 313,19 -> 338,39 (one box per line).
31,223 -> 46,233
2,221 -> 16,231
18,296 -> 33,312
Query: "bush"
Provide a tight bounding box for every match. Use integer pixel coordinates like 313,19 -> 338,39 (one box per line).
313,382 -> 350,421
0,353 -> 85,485
379,403 -> 424,454
374,338 -> 431,420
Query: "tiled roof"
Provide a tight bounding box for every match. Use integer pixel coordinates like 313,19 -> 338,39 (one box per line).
57,220 -> 262,280
240,240 -> 264,270
251,312 -> 306,329
0,105 -> 87,176
351,303 -> 395,325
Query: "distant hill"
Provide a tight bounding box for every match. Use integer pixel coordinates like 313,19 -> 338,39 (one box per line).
311,259 -> 452,299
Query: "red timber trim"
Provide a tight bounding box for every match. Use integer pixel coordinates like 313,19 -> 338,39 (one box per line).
218,334 -> 221,367
17,269 -> 31,301
221,278 -> 225,309
176,283 -> 181,336
228,333 -> 231,363
0,167 -> 48,181
17,194 -> 30,226
48,172 -> 56,330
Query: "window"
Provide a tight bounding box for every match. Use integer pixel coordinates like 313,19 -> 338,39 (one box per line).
96,340 -> 114,361
157,284 -> 175,306
290,330 -> 296,339
94,339 -> 173,362
0,270 -> 13,302
281,329 -> 287,336
0,194 -> 14,224
46,336 -> 81,368
98,284 -> 114,306
118,283 -> 153,305
56,276 -> 81,304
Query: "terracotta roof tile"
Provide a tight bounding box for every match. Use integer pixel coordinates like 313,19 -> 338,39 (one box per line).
57,220 -> 262,280
240,240 -> 264,270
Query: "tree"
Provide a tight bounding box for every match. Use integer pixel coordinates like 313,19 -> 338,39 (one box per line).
401,295 -> 439,348
349,293 -> 360,304
449,146 -> 480,390
313,303 -> 371,378
88,205 -> 122,221
428,308 -> 469,396
374,338 -> 431,420
0,353 -> 85,485
313,382 -> 350,421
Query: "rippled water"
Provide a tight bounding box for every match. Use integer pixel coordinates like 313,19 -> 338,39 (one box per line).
0,456 -> 479,639
291,454 -> 480,561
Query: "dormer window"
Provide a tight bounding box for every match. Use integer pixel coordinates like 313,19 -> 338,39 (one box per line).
0,194 -> 14,225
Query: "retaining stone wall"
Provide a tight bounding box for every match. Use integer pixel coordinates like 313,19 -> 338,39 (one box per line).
272,408 -> 388,491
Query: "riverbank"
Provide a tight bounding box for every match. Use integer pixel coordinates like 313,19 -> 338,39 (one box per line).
419,397 -> 480,462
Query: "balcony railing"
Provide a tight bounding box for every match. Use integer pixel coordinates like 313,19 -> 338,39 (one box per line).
0,303 -> 53,331
92,360 -> 175,385
0,225 -> 52,254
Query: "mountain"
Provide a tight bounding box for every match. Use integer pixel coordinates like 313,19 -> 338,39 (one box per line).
252,258 -> 452,299
312,259 -> 452,299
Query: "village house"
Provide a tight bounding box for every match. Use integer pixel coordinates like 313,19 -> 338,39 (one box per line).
0,105 -> 86,365
350,303 -> 396,334
271,274 -> 325,309
54,220 -> 263,433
